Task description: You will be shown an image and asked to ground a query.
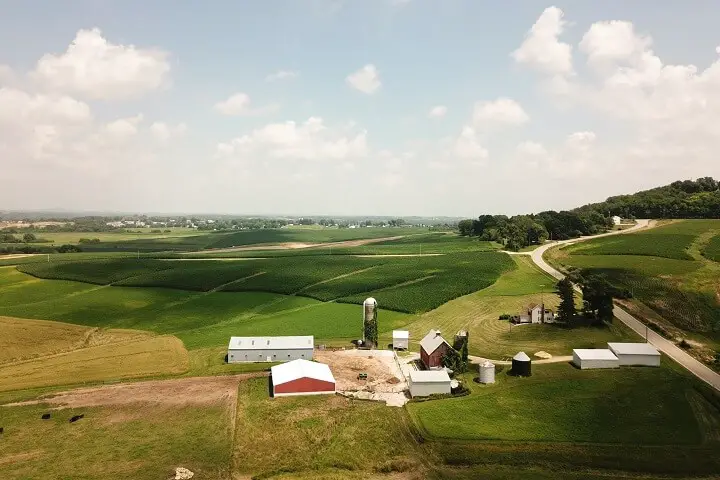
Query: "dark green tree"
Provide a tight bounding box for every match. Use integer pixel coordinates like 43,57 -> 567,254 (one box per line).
460,334 -> 469,365
555,278 -> 576,323
23,233 -> 37,243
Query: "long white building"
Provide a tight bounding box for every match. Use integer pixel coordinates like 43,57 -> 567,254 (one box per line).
572,349 -> 620,370
227,336 -> 314,363
608,343 -> 661,367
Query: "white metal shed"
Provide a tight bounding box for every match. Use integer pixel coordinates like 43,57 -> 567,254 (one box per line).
572,349 -> 619,369
608,343 -> 661,367
408,370 -> 451,397
227,336 -> 314,363
392,330 -> 409,350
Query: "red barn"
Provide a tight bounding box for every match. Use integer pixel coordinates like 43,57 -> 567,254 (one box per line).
420,330 -> 451,369
271,359 -> 336,397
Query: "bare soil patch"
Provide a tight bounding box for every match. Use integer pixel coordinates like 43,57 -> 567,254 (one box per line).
5,373 -> 265,409
188,236 -> 407,255
314,350 -> 405,393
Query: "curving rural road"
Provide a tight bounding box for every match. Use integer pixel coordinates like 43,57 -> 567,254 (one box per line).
529,220 -> 720,392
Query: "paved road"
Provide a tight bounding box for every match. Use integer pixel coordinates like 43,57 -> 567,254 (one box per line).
529,220 -> 720,392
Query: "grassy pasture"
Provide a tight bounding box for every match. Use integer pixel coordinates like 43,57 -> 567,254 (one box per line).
408,362 -> 704,444
0,316 -> 91,364
233,378 -> 422,479
703,233 -> 720,262
0,402 -> 232,479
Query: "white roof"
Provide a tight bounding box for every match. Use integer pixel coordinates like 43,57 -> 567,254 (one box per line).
573,349 -> 619,361
271,359 -> 335,386
392,330 -> 409,339
409,370 -> 451,383
608,342 -> 660,356
480,360 -> 495,368
363,297 -> 377,305
420,329 -> 450,354
513,351 -> 531,362
228,336 -> 314,351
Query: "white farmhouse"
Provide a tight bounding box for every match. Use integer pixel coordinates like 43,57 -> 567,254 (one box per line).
515,304 -> 556,324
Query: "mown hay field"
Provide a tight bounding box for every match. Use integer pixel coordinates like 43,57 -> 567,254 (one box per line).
0,333 -> 188,392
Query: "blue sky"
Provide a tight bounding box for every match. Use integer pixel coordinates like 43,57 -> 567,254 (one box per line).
1,1 -> 719,216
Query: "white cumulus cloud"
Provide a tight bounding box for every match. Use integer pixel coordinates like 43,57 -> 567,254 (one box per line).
217,117 -> 368,161
32,28 -> 170,100
346,64 -> 381,94
473,98 -> 529,127
453,126 -> 488,161
150,121 -> 188,141
512,7 -> 573,76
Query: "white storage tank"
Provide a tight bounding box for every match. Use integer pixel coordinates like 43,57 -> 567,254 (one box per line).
478,360 -> 495,384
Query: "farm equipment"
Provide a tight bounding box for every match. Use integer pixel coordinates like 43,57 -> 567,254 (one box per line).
357,372 -> 368,380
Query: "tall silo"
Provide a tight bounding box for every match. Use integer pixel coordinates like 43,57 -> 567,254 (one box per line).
478,360 -> 495,384
362,297 -> 378,346
511,351 -> 532,377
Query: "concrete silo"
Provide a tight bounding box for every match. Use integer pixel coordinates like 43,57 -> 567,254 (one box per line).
478,360 -> 495,384
362,297 -> 378,347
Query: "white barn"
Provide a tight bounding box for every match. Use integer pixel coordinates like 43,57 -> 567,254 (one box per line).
572,349 -> 619,369
392,330 -> 409,350
408,370 -> 451,397
227,336 -> 314,363
608,343 -> 661,367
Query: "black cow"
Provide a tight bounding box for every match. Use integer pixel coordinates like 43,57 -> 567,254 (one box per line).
69,414 -> 84,423
41,413 -> 51,420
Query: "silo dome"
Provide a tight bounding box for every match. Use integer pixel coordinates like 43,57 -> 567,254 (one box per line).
363,297 -> 377,306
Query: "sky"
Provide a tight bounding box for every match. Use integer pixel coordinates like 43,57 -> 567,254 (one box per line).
1,0 -> 720,217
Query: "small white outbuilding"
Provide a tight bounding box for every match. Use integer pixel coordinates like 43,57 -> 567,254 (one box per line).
608,342 -> 661,367
408,370 -> 451,397
572,349 -> 619,369
392,330 -> 409,350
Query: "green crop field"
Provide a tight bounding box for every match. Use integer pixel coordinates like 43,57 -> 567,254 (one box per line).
13,251 -> 515,314
549,219 -> 720,365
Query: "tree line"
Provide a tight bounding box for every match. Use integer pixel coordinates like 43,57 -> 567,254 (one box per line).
576,176 -> 720,219
458,210 -> 612,251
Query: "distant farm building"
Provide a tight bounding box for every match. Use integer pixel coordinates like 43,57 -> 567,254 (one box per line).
511,351 -> 532,376
608,343 -> 661,367
392,330 -> 409,350
513,304 -> 555,324
612,215 -> 622,225
420,330 -> 451,369
453,330 -> 468,350
408,370 -> 451,397
271,359 -> 336,397
227,336 -> 314,363
572,349 -> 620,369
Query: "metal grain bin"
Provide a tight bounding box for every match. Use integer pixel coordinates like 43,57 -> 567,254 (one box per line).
511,351 -> 532,377
478,360 -> 495,384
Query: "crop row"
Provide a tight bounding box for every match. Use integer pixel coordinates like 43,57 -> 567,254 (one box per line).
18,258 -> 177,285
